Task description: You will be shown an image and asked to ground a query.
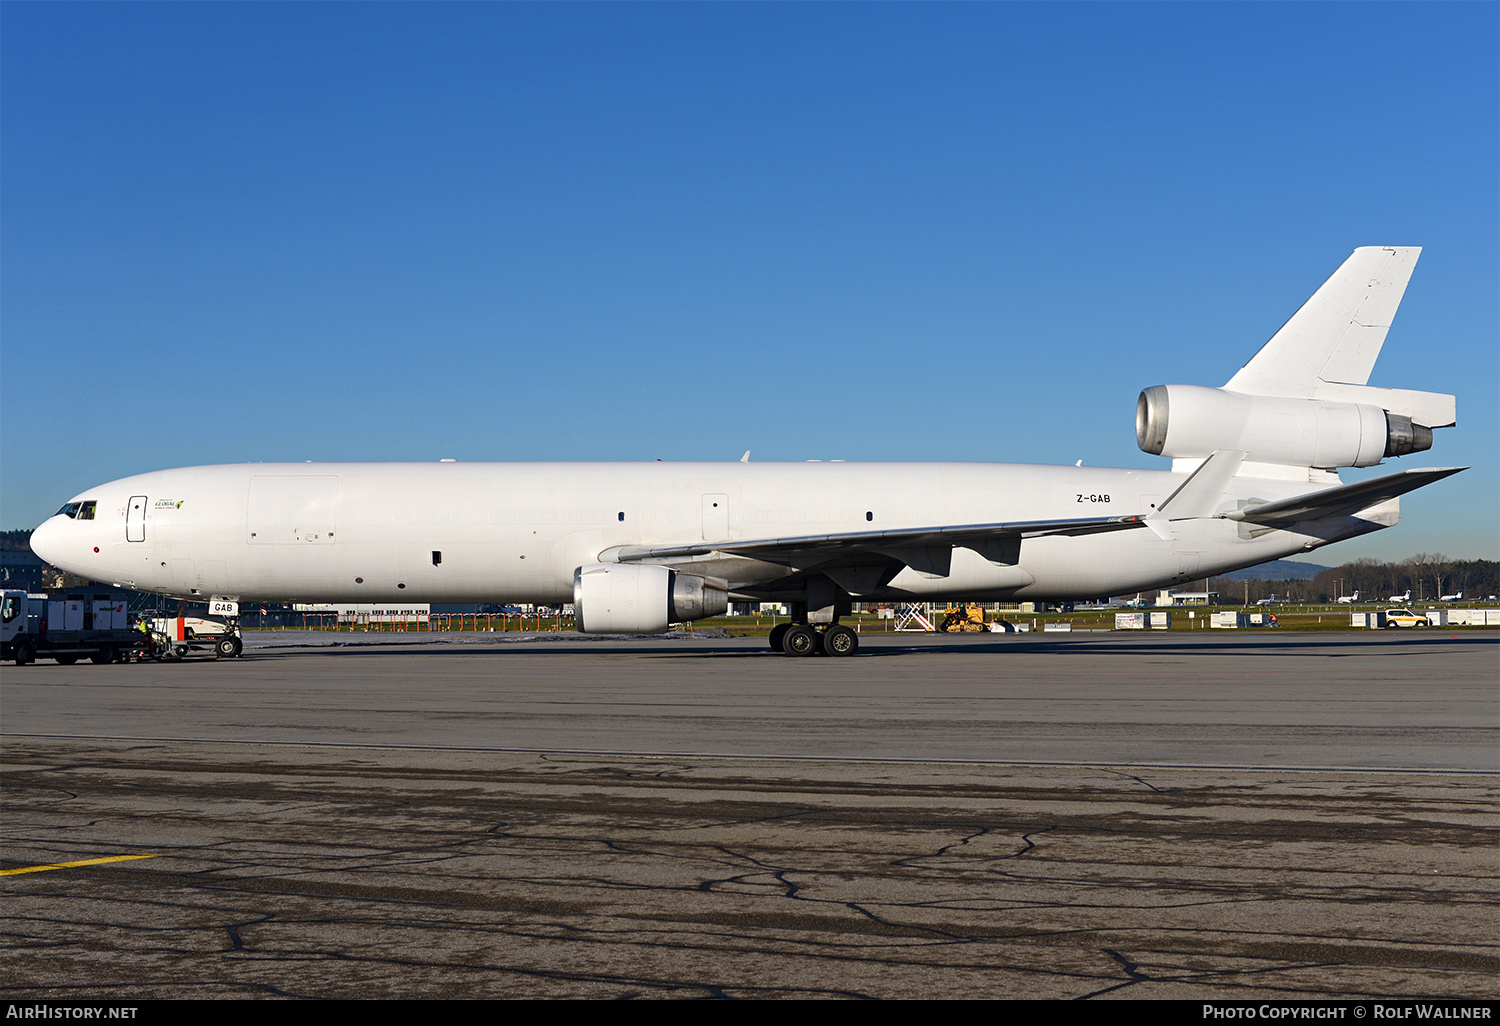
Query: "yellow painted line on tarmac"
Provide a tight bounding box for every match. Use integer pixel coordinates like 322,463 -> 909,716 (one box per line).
1,854 -> 159,876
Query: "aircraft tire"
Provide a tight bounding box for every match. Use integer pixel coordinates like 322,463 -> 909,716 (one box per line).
781,624 -> 821,657
768,623 -> 789,652
823,625 -> 859,657
216,638 -> 237,658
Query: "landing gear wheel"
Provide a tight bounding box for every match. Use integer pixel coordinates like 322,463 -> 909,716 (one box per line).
215,637 -> 243,658
822,625 -> 859,657
768,623 -> 790,653
781,624 -> 821,657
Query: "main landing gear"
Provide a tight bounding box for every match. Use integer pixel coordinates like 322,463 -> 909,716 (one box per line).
767,622 -> 859,658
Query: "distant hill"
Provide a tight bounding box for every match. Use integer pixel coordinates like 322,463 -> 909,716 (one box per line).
1215,559 -> 1329,582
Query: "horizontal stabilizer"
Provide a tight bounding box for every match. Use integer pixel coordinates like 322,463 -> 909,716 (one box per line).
1224,467 -> 1466,526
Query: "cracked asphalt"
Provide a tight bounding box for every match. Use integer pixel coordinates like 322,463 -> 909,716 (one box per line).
2,631 -> 1496,998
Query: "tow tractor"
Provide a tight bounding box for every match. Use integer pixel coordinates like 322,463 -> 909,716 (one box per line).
145,612 -> 244,659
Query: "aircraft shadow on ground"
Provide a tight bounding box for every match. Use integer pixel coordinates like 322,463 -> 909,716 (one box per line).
245,632 -> 1497,660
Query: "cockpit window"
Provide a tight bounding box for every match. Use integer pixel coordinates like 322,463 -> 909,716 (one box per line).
55,502 -> 82,519
78,501 -> 97,521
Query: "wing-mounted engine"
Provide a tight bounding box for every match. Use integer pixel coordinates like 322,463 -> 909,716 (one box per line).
1136,384 -> 1434,468
573,563 -> 728,634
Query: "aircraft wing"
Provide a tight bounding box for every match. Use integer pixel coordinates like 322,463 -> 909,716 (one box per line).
603,513 -> 1147,569
1224,467 -> 1467,526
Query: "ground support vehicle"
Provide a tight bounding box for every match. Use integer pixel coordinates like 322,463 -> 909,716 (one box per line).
1382,608 -> 1432,628
939,604 -> 989,633
3,588 -> 149,666
146,615 -> 243,660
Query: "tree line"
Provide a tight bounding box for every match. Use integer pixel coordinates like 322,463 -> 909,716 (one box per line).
1207,555 -> 1498,605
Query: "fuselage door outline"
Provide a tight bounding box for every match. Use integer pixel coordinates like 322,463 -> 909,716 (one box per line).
126,496 -> 147,543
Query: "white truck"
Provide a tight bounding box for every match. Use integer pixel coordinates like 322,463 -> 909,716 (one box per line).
2,587 -> 144,665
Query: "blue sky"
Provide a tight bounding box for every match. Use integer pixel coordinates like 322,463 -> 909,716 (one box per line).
3,3 -> 1496,562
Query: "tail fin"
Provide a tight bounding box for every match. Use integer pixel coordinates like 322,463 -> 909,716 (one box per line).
1227,247 -> 1419,395
1225,247 -> 1454,428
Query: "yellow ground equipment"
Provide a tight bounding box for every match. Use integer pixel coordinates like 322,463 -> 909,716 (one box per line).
938,604 -> 988,633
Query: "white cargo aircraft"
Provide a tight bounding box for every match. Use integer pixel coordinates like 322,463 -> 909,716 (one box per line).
30,247 -> 1463,657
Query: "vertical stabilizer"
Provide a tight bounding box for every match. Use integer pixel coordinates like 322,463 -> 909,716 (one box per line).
1225,247 -> 1420,397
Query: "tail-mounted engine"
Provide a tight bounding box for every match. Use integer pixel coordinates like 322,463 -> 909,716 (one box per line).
1136,385 -> 1434,468
573,563 -> 728,634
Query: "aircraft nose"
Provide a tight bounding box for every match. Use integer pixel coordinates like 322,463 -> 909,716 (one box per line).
29,516 -> 62,566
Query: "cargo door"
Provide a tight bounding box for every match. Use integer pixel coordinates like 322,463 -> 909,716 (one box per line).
126,496 -> 147,542
247,477 -> 338,544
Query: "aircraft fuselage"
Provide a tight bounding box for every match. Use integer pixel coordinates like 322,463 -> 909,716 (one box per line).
30,460 -> 1372,606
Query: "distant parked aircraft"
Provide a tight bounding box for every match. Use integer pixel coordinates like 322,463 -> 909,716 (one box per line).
1336,591 -> 1360,604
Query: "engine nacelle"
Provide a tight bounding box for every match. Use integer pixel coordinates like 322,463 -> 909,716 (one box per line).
573,563 -> 728,634
1136,385 -> 1433,468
